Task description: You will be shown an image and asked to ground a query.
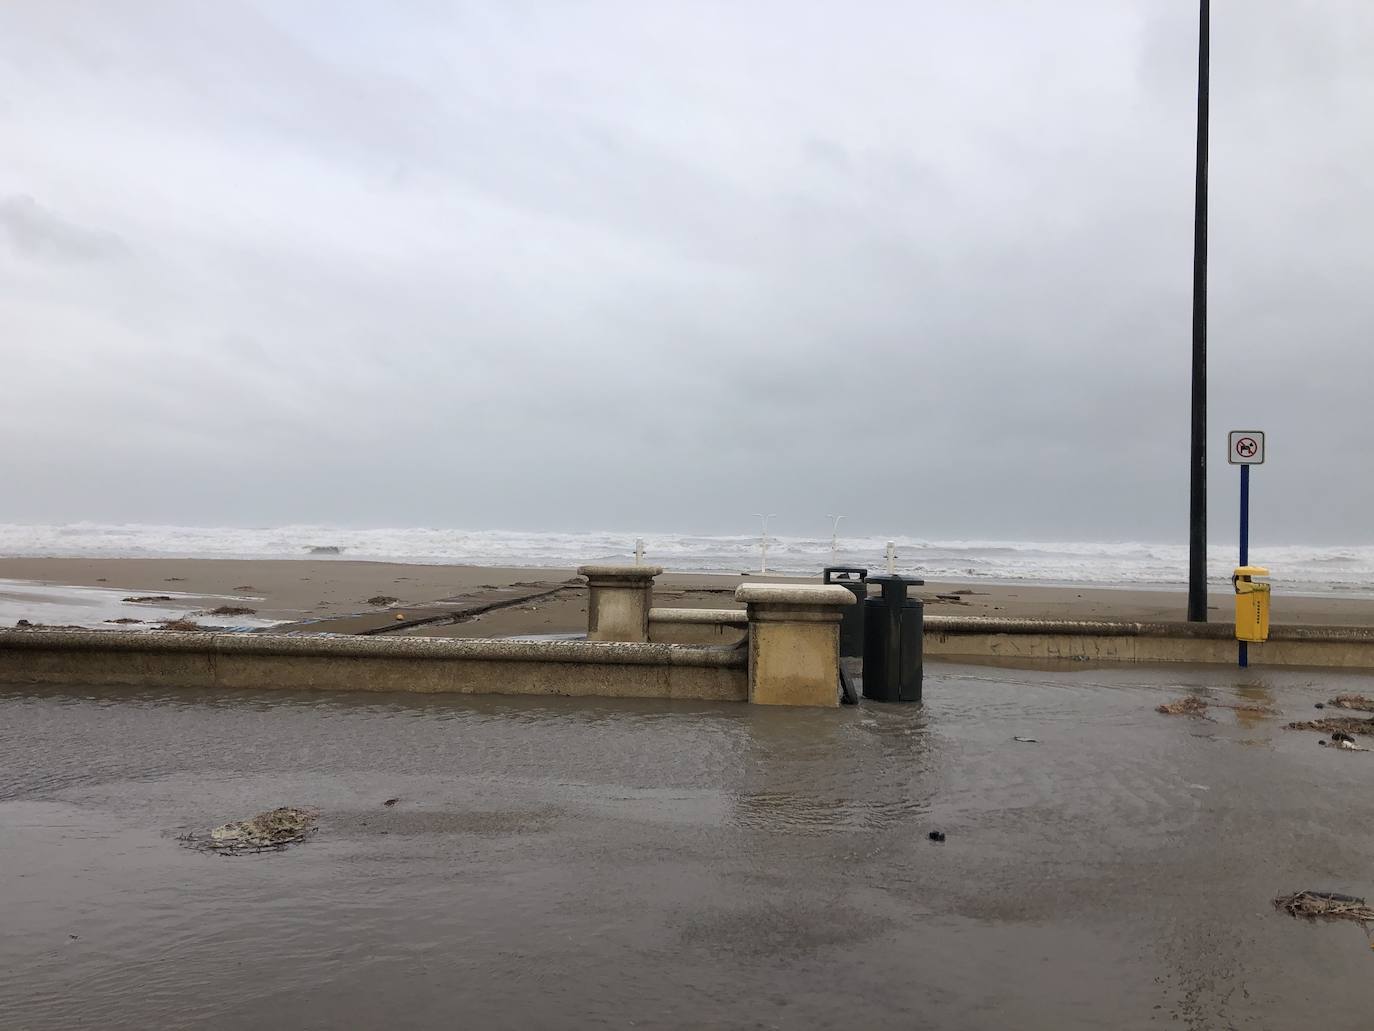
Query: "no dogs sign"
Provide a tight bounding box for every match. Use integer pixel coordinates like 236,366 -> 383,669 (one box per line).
1228,430 -> 1265,465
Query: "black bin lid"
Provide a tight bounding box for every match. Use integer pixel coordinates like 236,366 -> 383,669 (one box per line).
823,566 -> 869,582
866,573 -> 925,586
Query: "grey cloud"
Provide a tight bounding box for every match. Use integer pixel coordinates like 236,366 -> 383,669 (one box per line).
0,195 -> 128,262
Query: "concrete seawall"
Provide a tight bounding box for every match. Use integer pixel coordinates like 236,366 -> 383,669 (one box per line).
0,630 -> 749,701
925,616 -> 1374,668
4,614 -> 1371,706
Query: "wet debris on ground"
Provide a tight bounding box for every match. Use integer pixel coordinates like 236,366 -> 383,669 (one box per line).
367,595 -> 399,606
1286,715 -> 1374,737
1319,730 -> 1369,751
1274,891 -> 1374,926
105,618 -> 143,625
180,807 -> 319,855
1156,696 -> 1278,719
383,798 -> 399,807
158,619 -> 207,632
1012,736 -> 1039,744
123,595 -> 175,604
1157,696 -> 1210,717
308,546 -> 343,554
232,585 -> 255,591
928,831 -> 946,843
1327,694 -> 1374,712
207,605 -> 257,616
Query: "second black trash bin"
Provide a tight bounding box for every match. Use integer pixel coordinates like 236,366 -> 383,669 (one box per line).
862,573 -> 924,703
822,566 -> 868,658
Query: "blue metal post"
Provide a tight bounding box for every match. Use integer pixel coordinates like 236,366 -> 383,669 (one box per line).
1239,464 -> 1250,668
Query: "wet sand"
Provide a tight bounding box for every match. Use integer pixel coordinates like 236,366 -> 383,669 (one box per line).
4,663 -> 1374,1028
1,557 -> 1371,634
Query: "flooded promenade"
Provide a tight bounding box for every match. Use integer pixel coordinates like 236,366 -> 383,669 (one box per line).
4,664 -> 1374,1029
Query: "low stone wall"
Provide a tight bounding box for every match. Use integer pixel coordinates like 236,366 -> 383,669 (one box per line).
924,616 -> 1374,669
647,608 -> 747,646
0,630 -> 749,702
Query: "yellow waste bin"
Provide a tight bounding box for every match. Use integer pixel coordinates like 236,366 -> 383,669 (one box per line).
1233,565 -> 1271,643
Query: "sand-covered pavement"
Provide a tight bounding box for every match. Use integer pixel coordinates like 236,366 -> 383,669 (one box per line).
0,556 -> 1370,635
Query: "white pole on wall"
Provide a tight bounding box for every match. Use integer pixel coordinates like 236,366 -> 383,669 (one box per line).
755,513 -> 776,575
634,538 -> 644,566
886,540 -> 896,574
827,514 -> 843,564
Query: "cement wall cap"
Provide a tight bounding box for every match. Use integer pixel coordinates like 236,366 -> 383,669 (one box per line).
577,565 -> 664,579
735,584 -> 856,606
0,628 -> 746,668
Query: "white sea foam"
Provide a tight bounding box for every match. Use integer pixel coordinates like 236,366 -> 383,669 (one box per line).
0,523 -> 1371,593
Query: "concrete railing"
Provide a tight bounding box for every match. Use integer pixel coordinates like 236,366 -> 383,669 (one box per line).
648,608 -> 748,645
0,629 -> 748,702
924,615 -> 1374,668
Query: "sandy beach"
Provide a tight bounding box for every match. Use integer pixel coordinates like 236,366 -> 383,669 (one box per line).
1,556 -> 1371,635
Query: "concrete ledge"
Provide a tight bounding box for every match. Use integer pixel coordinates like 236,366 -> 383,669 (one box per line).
735,584 -> 856,607
577,565 -> 664,582
925,616 -> 1374,641
924,616 -> 1374,668
0,629 -> 748,701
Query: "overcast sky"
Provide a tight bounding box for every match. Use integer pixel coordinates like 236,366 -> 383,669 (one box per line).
1,1 -> 1370,543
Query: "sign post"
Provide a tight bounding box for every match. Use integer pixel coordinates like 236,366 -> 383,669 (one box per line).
1228,431 -> 1265,667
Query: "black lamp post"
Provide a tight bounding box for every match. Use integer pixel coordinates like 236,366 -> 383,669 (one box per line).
1187,0 -> 1210,622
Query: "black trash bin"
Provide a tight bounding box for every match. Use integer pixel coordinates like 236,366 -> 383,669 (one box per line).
862,573 -> 924,702
822,566 -> 868,658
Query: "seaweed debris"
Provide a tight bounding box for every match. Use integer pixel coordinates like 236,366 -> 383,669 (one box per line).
1328,694 -> 1374,712
158,619 -> 207,632
180,807 -> 319,855
1157,696 -> 1210,717
1286,715 -> 1374,737
1274,891 -> 1374,924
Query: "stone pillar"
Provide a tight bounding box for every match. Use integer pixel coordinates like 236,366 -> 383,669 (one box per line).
578,565 -> 664,643
735,584 -> 855,707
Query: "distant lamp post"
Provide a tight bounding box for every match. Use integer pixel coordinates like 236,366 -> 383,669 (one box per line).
827,514 -> 844,563
754,513 -> 776,575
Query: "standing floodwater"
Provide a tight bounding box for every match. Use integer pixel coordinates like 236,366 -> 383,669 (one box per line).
3,664 -> 1374,1029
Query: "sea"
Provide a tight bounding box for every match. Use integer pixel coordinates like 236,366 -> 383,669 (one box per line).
1,523 -> 1371,595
